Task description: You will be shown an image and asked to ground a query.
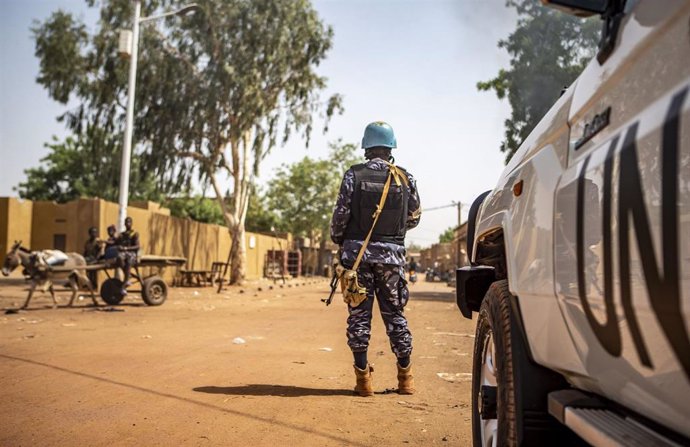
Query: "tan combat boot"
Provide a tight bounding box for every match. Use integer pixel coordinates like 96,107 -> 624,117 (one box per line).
397,363 -> 415,395
353,364 -> 374,397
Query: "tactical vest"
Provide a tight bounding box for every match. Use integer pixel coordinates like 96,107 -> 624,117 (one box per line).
344,164 -> 409,245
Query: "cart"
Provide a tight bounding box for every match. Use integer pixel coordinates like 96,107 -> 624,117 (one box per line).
91,255 -> 186,306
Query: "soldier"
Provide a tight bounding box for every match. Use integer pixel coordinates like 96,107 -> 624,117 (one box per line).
330,121 -> 421,397
116,217 -> 140,296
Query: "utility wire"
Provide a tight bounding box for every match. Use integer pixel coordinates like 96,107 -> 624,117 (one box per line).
422,202 -> 461,212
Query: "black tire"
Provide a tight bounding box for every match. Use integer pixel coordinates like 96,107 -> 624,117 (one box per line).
472,280 -> 575,447
141,276 -> 167,306
100,278 -> 124,305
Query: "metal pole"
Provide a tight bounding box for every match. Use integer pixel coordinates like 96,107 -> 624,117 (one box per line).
117,0 -> 141,231
457,202 -> 462,266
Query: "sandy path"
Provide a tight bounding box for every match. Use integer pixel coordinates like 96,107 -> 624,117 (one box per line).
0,276 -> 474,446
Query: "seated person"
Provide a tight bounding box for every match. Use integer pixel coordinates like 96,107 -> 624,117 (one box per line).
83,226 -> 103,264
83,226 -> 103,288
103,225 -> 119,261
116,217 -> 140,296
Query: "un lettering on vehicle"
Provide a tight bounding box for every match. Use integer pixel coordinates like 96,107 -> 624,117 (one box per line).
554,84 -> 690,380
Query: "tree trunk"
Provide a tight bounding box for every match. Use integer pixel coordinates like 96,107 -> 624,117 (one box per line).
227,131 -> 252,285
182,132 -> 253,286
229,222 -> 246,285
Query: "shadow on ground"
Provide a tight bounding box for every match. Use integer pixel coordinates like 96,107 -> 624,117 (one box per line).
2,302 -> 146,313
0,354 -> 364,446
194,384 -> 354,397
0,277 -> 30,286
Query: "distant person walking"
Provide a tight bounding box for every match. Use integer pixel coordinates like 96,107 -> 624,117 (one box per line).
330,121 -> 422,396
408,257 -> 418,284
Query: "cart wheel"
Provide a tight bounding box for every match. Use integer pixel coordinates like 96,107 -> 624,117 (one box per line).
142,276 -> 168,306
100,278 -> 124,305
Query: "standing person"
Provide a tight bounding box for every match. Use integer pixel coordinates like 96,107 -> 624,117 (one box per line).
408,257 -> 418,284
116,217 -> 140,296
330,121 -> 421,397
83,227 -> 103,288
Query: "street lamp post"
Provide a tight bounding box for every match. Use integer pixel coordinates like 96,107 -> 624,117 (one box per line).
117,1 -> 199,230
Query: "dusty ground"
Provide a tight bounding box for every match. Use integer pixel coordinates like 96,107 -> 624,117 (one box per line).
0,274 -> 475,446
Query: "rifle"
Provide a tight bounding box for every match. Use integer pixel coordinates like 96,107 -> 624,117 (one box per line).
322,270 -> 340,306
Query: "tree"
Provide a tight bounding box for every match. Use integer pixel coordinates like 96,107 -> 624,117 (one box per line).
165,196 -> 225,225
245,187 -> 281,234
16,134 -> 159,203
164,189 -> 279,230
478,0 -> 599,163
439,226 -> 455,243
30,6 -> 192,200
32,0 -> 342,284
266,141 -> 358,241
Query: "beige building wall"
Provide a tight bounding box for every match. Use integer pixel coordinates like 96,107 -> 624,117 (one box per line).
31,198 -> 103,253
0,197 -> 34,256
454,222 -> 469,267
1,197 -> 289,281
244,232 -> 284,279
418,242 -> 454,272
420,248 -> 432,270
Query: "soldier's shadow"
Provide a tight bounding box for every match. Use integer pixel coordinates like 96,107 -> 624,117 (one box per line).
194,384 -> 353,397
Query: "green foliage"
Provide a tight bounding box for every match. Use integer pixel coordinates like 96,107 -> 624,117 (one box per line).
165,196 -> 225,225
265,141 -> 359,238
162,188 -> 280,230
245,187 -> 281,233
27,0 -> 342,200
16,134 -> 159,203
164,189 -> 280,230
328,139 -> 361,173
33,10 -> 89,105
478,0 -> 599,163
439,226 -> 455,243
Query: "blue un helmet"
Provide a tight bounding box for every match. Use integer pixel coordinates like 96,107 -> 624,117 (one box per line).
362,121 -> 397,149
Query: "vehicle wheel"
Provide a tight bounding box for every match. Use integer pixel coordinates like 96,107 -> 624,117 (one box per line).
100,278 -> 124,305
142,276 -> 167,306
472,280 -> 573,447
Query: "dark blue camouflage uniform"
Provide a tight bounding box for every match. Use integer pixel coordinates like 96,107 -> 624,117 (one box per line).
330,158 -> 421,358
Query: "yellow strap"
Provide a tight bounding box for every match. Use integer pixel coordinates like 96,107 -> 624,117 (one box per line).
383,161 -> 409,188
351,167 -> 395,271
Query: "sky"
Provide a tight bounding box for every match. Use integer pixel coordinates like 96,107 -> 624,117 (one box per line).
0,0 -> 518,248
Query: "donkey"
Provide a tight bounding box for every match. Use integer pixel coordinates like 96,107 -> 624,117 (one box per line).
2,241 -> 98,309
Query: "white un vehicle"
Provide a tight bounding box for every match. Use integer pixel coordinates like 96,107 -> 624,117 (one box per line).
456,0 -> 690,445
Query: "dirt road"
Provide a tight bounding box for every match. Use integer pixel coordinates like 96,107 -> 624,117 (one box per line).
0,276 -> 475,446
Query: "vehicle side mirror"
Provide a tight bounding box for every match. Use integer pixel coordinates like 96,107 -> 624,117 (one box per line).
541,0 -> 609,17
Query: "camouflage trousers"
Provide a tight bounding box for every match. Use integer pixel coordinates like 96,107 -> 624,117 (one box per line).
346,262 -> 412,358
